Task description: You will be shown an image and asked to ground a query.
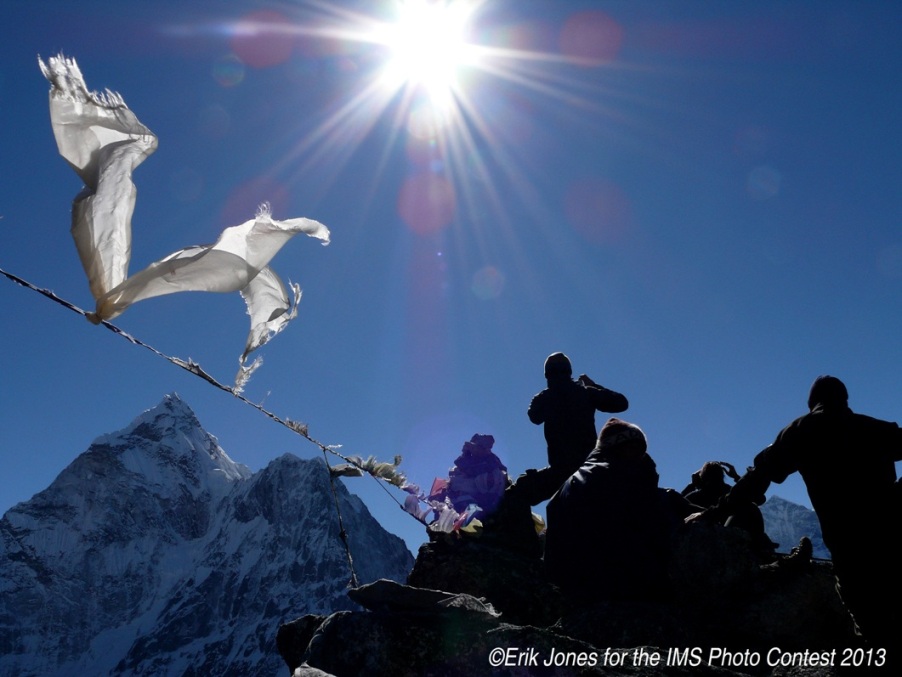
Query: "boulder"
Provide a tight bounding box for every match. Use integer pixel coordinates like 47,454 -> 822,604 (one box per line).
278,520 -> 857,676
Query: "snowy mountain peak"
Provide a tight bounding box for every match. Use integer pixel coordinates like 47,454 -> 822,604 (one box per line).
0,395 -> 414,677
90,392 -> 251,491
761,495 -> 829,559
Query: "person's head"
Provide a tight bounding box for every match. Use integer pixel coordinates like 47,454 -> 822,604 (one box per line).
697,462 -> 727,488
463,433 -> 494,456
544,352 -> 572,381
595,418 -> 647,459
807,375 -> 848,411
460,441 -> 478,457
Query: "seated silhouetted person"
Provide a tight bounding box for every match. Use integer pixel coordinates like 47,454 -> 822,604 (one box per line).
544,418 -> 675,603
684,461 -> 777,558
719,375 -> 902,646
512,352 -> 628,506
682,461 -> 739,507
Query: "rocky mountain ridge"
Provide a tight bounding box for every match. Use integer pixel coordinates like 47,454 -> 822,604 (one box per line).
0,394 -> 414,676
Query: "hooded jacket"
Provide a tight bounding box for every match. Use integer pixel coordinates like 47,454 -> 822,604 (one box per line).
544,447 -> 671,601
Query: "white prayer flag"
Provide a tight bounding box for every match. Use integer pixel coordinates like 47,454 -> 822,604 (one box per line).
39,55 -> 330,391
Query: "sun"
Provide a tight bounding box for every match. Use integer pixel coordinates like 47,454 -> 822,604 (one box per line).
377,0 -> 476,104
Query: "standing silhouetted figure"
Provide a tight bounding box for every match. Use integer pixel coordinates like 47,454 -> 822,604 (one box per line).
513,352 -> 627,505
722,375 -> 902,647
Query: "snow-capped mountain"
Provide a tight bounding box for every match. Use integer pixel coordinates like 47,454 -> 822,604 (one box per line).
0,394 -> 414,676
760,495 -> 829,559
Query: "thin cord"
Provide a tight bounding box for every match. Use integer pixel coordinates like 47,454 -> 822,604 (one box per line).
1,264 -> 424,586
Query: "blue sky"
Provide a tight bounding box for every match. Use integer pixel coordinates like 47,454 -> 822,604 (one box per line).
2,0 -> 900,555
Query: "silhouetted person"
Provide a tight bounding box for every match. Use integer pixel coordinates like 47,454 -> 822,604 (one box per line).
544,418 -> 677,603
446,434 -> 508,517
513,353 -> 627,505
684,461 -> 777,558
682,461 -> 739,506
720,375 -> 902,647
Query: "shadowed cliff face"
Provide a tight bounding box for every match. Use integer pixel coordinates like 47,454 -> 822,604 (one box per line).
0,394 -> 414,677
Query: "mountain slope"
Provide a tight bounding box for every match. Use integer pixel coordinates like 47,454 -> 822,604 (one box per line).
0,394 -> 414,676
761,495 -> 829,559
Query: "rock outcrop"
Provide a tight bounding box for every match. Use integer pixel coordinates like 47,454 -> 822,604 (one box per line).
278,521 -> 857,677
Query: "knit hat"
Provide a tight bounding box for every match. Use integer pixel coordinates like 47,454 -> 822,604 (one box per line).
595,418 -> 647,457
807,375 -> 848,410
544,352 -> 572,378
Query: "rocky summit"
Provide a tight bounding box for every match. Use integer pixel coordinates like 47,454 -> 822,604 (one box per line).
0,394 -> 414,676
279,509 -> 861,677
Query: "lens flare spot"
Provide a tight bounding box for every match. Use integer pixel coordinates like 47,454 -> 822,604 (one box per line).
564,177 -> 633,245
471,266 -> 505,300
398,173 -> 457,235
230,10 -> 296,69
746,165 -> 782,200
559,10 -> 624,65
212,54 -> 246,87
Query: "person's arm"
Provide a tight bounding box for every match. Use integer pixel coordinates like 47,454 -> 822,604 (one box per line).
722,463 -> 772,511
527,391 -> 546,424
720,428 -> 799,512
579,374 -> 628,413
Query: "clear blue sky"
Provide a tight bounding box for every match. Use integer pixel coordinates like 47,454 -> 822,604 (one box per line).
2,1 -> 900,554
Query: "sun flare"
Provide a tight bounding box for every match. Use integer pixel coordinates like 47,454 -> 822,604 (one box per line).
378,1 -> 475,103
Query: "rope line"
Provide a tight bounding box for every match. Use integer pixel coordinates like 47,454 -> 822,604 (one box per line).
1,264 -> 419,586
322,448 -> 359,589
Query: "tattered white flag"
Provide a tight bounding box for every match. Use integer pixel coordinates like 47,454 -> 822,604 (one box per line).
39,54 -> 330,391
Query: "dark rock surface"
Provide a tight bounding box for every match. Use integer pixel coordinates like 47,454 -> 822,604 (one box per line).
279,521 -> 859,677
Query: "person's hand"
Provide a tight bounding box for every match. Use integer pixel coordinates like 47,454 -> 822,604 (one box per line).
719,461 -> 741,482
